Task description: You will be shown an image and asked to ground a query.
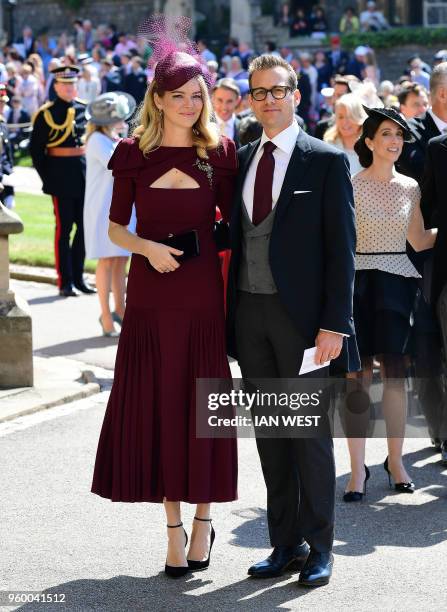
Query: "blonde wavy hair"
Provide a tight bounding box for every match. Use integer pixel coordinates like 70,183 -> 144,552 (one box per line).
133,75 -> 219,159
324,93 -> 367,145
84,122 -> 114,142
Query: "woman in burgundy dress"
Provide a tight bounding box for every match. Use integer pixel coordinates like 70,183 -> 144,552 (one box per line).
91,50 -> 238,577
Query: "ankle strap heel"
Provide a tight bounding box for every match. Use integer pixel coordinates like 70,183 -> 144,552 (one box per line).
187,517 -> 215,571
165,522 -> 189,578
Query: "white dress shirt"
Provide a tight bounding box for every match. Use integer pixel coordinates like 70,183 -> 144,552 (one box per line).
242,120 -> 299,221
428,108 -> 447,134
218,114 -> 236,139
242,119 -> 348,338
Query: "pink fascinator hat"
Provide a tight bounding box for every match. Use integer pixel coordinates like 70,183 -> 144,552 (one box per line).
137,14 -> 214,91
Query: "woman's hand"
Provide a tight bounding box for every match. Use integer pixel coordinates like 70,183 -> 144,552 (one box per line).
144,240 -> 183,273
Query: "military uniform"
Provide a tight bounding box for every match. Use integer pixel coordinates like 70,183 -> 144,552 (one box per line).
30,65 -> 94,296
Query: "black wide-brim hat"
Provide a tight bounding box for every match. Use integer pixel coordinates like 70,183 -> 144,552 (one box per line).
362,105 -> 415,142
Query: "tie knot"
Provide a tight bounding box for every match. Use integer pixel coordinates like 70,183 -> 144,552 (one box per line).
263,141 -> 276,155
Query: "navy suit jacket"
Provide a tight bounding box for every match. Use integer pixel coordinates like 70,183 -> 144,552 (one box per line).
226,129 -> 359,372
397,112 -> 441,185
421,133 -> 447,304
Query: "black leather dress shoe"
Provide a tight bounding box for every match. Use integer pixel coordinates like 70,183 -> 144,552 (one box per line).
248,543 -> 310,578
74,281 -> 96,294
59,285 -> 80,297
298,551 -> 333,587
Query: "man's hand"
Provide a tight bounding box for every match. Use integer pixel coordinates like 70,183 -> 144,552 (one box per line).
314,330 -> 343,365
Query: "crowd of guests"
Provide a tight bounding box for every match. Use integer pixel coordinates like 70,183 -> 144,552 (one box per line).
277,1 -> 389,37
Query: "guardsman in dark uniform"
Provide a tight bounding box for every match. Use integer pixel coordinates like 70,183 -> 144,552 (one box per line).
30,65 -> 96,296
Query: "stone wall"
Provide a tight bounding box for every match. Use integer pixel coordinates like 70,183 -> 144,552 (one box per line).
11,0 -> 156,35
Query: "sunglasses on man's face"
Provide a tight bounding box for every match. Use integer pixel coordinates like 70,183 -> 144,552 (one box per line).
249,85 -> 293,101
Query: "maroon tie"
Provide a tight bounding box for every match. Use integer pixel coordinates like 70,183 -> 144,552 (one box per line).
252,141 -> 277,225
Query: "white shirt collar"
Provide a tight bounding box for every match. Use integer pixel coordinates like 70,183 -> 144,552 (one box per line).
219,114 -> 235,128
258,120 -> 300,155
429,108 -> 447,133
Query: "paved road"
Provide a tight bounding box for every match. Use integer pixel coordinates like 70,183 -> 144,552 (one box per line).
1,392 -> 446,611
11,279 -> 120,370
2,279 -> 447,610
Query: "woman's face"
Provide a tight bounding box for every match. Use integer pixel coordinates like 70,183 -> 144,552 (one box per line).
155,77 -> 204,130
335,104 -> 361,141
367,119 -> 404,163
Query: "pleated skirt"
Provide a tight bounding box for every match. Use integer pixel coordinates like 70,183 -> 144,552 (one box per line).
91,305 -> 238,503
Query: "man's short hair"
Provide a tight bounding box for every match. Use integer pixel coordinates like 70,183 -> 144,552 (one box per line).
212,77 -> 240,98
398,82 -> 426,106
248,54 -> 297,91
430,61 -> 447,97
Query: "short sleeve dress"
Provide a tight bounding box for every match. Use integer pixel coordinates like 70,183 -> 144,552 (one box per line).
352,172 -> 421,357
91,136 -> 238,503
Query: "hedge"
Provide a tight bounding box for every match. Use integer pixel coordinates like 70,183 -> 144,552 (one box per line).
340,27 -> 447,50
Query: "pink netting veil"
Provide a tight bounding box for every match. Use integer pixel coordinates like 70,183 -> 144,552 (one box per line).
137,14 -> 215,91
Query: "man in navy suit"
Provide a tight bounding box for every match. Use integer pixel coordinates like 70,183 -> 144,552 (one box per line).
226,55 -> 358,587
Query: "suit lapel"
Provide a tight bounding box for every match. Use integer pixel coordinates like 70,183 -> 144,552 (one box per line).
241,138 -> 261,176
424,112 -> 441,139
275,129 -> 313,220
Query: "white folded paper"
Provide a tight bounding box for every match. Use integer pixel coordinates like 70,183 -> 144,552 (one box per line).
298,347 -> 330,375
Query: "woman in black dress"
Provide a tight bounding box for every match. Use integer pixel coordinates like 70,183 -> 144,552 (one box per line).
343,108 -> 437,501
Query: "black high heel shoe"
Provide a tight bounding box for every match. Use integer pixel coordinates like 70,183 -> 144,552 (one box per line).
383,457 -> 415,493
187,516 -> 215,571
165,522 -> 189,578
343,465 -> 370,502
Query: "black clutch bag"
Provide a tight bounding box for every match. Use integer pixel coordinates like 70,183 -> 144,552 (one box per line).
154,229 -> 200,263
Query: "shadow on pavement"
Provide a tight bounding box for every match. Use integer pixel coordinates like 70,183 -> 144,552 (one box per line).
37,336 -> 119,357
227,447 -> 447,559
28,295 -> 65,306
334,447 -> 447,556
16,572 -> 316,612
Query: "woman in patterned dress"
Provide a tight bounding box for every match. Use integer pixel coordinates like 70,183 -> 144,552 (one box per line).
343,108 -> 437,501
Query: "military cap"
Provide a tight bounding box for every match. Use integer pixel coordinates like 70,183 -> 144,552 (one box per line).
50,65 -> 81,83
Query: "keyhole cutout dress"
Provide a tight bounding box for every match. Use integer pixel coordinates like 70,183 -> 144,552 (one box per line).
91,136 -> 238,503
